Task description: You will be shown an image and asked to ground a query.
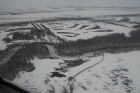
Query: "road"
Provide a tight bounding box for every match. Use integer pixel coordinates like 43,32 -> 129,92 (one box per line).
73,53 -> 104,78
46,44 -> 105,78
46,44 -> 94,60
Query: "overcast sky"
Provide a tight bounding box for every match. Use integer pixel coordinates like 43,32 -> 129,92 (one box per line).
0,0 -> 140,9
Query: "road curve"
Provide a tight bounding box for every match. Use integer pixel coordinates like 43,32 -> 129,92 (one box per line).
73,53 -> 104,78
46,44 -> 95,60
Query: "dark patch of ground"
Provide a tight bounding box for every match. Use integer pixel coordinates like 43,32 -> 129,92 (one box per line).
57,32 -> 76,34
79,25 -> 88,30
53,28 -> 63,30
6,27 -> 34,32
68,24 -> 79,28
54,67 -> 68,73
0,21 -> 29,27
12,32 -> 34,40
104,22 -> 129,28
86,25 -> 100,30
93,30 -> 113,32
64,59 -> 88,67
50,72 -> 66,77
64,34 -> 80,37
132,24 -> 140,29
110,67 -> 134,93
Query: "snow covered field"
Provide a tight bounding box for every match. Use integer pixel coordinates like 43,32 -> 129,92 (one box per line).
0,7 -> 140,44
42,20 -> 135,41
0,7 -> 140,93
0,7 -> 140,23
13,51 -> 140,93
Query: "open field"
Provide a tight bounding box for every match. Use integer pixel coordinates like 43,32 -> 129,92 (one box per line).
0,7 -> 140,93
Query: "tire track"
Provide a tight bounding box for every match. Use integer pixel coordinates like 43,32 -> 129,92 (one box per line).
73,53 -> 104,78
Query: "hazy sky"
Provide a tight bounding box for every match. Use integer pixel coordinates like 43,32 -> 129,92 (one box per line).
0,0 -> 140,9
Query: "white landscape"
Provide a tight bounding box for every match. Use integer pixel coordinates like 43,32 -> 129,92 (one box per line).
0,6 -> 140,93
13,51 -> 140,93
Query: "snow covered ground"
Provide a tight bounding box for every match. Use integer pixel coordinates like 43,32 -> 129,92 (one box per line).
0,7 -> 140,46
0,7 -> 140,23
43,20 -> 135,41
0,7 -> 140,93
0,18 -> 136,50
13,51 -> 140,93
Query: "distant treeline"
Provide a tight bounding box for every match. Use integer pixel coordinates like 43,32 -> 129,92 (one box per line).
0,43 -> 51,80
3,28 -> 45,43
12,32 -> 34,40
56,29 -> 140,56
6,27 -> 34,32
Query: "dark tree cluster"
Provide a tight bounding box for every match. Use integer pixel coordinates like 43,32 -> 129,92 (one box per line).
12,32 -> 33,40
69,24 -> 79,28
41,24 -> 55,36
56,29 -> 140,56
106,46 -> 140,54
0,21 -> 29,27
120,17 -> 130,22
0,43 -> 51,80
2,37 -> 11,43
0,44 -> 20,62
0,59 -> 34,81
86,25 -> 100,30
129,29 -> 140,39
64,59 -> 87,67
20,43 -> 50,59
6,28 -> 45,41
30,29 -> 45,39
7,27 -> 34,32
132,24 -> 140,29
79,25 -> 88,30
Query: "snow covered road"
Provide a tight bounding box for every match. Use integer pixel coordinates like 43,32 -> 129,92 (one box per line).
46,44 -> 95,60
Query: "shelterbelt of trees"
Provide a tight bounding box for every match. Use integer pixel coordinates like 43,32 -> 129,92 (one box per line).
56,29 -> 140,56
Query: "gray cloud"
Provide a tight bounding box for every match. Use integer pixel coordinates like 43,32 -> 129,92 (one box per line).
0,0 -> 140,9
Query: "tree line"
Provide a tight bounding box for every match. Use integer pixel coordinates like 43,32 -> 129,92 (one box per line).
56,29 -> 140,56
